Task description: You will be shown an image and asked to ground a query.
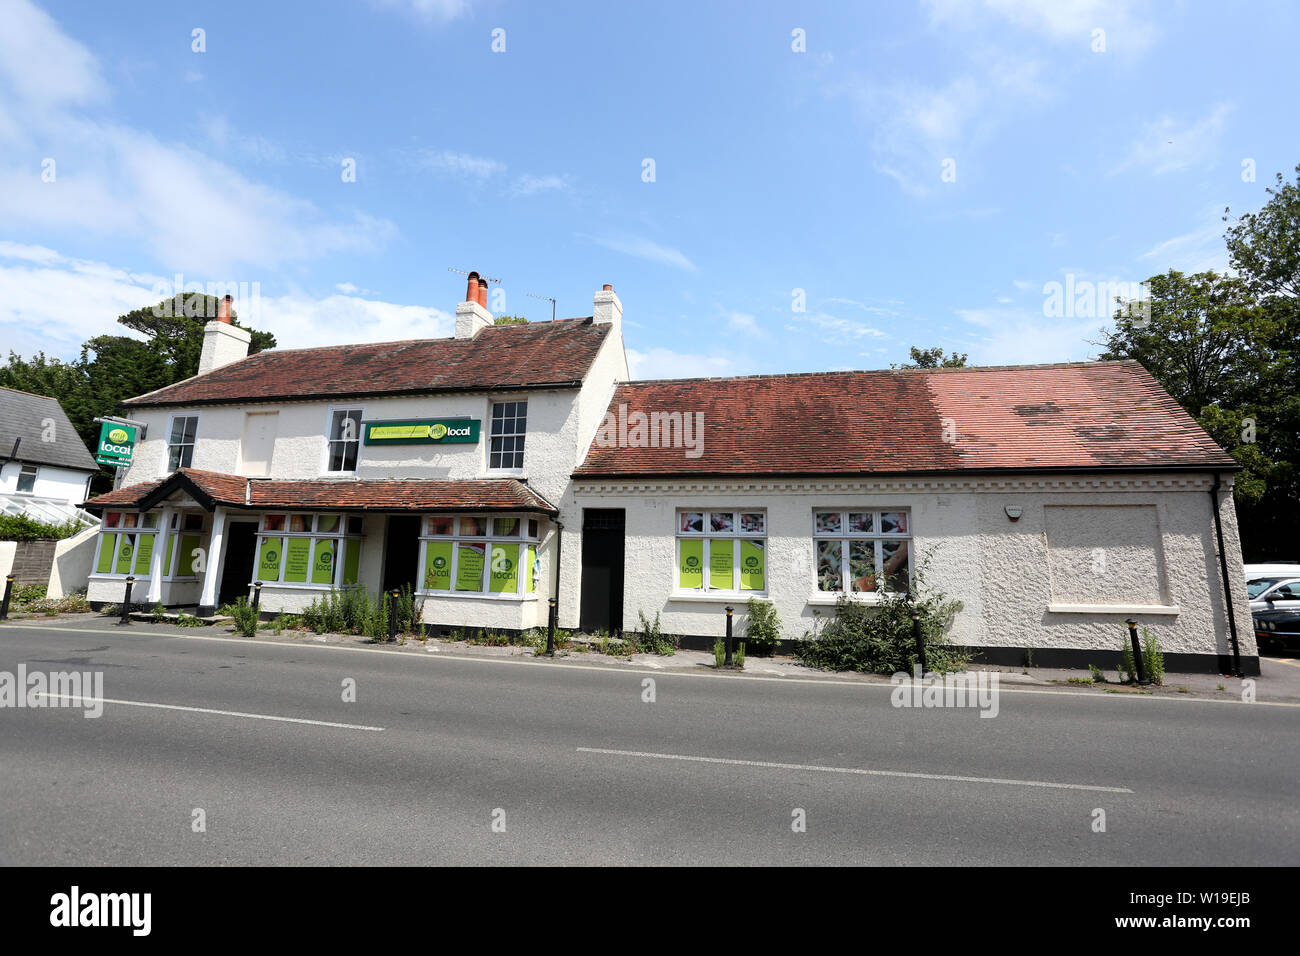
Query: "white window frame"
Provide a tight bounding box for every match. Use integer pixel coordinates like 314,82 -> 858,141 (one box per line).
15,463 -> 38,494
812,508 -> 913,597
674,508 -> 768,598
91,511 -> 162,579
323,406 -> 366,475
417,513 -> 541,600
164,413 -> 200,474
487,398 -> 528,472
254,512 -> 364,589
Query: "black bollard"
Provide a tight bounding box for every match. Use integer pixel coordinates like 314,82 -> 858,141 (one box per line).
724,606 -> 734,667
118,576 -> 135,626
911,607 -> 927,674
0,574 -> 13,621
251,581 -> 263,611
1125,618 -> 1148,685
388,589 -> 399,642
546,598 -> 557,657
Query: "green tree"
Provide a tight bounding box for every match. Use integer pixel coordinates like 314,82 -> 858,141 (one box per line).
0,293 -> 277,494
492,314 -> 529,326
895,346 -> 968,369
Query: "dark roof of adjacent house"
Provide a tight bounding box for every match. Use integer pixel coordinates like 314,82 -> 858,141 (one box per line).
0,386 -> 98,472
121,317 -> 611,408
573,360 -> 1237,478
83,468 -> 559,515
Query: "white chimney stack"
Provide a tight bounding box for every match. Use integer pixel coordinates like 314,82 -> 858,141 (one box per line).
454,271 -> 493,338
198,295 -> 251,375
592,283 -> 622,335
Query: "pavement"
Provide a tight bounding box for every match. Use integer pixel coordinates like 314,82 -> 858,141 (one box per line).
1,613 -> 1297,865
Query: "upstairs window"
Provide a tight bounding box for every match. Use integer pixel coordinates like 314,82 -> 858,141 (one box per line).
490,400 -> 527,469
16,463 -> 37,494
167,415 -> 199,471
327,408 -> 364,472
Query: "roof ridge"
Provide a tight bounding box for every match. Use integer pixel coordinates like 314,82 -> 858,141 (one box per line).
617,359 -> 1137,388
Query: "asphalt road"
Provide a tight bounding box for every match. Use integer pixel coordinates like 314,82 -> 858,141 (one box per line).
1,619 -> 1296,865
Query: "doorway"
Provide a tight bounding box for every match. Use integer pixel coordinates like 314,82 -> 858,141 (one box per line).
218,521 -> 259,607
580,508 -> 625,634
382,515 -> 421,594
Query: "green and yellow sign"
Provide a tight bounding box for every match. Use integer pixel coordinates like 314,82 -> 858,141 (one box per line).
363,419 -> 480,445
96,421 -> 138,467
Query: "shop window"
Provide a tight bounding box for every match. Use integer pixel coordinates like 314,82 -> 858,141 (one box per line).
326,408 -> 364,473
418,513 -> 541,597
16,464 -> 37,494
95,511 -> 205,579
489,400 -> 527,469
813,509 -> 912,594
166,415 -> 199,471
255,512 -> 363,588
676,509 -> 766,594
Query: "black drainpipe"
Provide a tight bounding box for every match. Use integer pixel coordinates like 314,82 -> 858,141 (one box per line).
1210,473 -> 1243,677
551,519 -> 564,627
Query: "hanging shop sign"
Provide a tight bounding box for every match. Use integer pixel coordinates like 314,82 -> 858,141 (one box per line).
362,418 -> 480,445
96,422 -> 139,467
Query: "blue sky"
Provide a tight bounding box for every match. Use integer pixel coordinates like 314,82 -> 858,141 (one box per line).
1,0 -> 1296,377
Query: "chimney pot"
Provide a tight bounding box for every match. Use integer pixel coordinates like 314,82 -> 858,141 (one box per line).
217,294 -> 233,324
465,271 -> 480,304
603,284 -> 613,291
477,277 -> 489,308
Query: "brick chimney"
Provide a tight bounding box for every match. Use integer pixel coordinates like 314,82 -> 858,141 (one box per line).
455,270 -> 493,338
199,294 -> 251,374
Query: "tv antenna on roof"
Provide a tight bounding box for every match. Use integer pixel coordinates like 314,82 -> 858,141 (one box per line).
447,267 -> 502,284
527,292 -> 556,322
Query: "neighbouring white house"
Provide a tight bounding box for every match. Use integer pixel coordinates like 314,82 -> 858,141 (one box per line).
83,275 -> 1256,674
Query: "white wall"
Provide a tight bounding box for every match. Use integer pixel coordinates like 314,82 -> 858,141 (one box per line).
46,525 -> 100,598
572,472 -> 1255,660
0,461 -> 93,502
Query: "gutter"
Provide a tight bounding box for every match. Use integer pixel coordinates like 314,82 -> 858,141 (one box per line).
572,463 -> 1243,481
1210,473 -> 1244,677
552,520 -> 565,629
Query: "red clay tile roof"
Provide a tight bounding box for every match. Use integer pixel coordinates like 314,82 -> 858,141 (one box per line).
122,318 -> 609,408
574,361 -> 1237,477
84,468 -> 558,514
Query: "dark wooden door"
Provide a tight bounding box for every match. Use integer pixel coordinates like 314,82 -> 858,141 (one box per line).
218,522 -> 259,607
580,509 -> 625,634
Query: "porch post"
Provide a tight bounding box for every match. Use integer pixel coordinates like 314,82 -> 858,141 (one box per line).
145,506 -> 173,604
197,506 -> 227,616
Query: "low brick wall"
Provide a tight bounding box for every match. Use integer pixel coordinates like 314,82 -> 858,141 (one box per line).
10,539 -> 58,587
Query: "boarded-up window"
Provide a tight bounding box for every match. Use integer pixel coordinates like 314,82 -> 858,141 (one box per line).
1044,504 -> 1167,606
240,412 -> 278,476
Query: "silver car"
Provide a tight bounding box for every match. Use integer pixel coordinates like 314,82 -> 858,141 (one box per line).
1248,576 -> 1300,612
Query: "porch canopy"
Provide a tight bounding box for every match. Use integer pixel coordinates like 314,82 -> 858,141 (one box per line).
83,467 -> 560,516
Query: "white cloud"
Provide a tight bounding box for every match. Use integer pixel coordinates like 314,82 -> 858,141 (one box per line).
510,173 -> 571,196
0,0 -> 105,108
722,310 -> 758,333
367,0 -> 470,23
1115,103 -> 1232,176
0,243 -> 454,359
626,347 -> 736,380
955,305 -> 1102,365
588,235 -> 697,272
787,312 -> 888,341
0,4 -> 398,276
1141,207 -> 1230,274
335,282 -> 360,294
414,149 -> 507,180
924,0 -> 1157,52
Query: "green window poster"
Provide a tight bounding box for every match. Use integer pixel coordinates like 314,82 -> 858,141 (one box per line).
456,542 -> 485,591
311,539 -> 336,585
424,540 -> 452,591
489,544 -> 518,594
525,544 -> 537,594
679,539 -> 703,589
163,534 -> 175,577
177,534 -> 201,577
257,536 -> 282,582
133,533 -> 155,575
709,539 -> 733,590
342,539 -> 361,585
114,534 -> 135,574
740,539 -> 765,590
96,534 -> 116,574
283,537 -> 310,583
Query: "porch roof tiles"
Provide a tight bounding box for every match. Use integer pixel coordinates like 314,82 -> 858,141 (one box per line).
83,468 -> 559,515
